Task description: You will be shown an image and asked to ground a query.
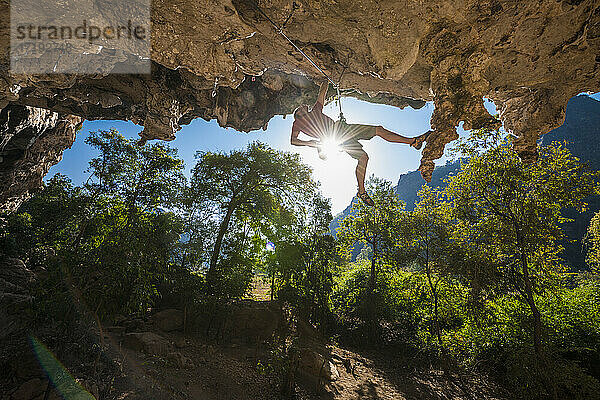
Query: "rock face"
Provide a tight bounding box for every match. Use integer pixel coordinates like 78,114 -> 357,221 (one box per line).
0,255 -> 35,342
0,104 -> 81,212
1,0 -> 600,210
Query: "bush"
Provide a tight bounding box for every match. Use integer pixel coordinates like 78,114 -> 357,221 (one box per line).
384,271 -> 468,350
445,278 -> 600,397
332,263 -> 467,349
503,348 -> 599,400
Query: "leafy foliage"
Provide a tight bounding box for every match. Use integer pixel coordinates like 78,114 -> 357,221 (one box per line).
585,211 -> 600,273
186,141 -> 319,298
336,178 -> 405,338
332,128 -> 600,396
446,129 -> 599,353
396,186 -> 457,348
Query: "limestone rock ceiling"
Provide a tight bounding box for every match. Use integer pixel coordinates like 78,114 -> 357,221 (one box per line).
1,0 -> 600,210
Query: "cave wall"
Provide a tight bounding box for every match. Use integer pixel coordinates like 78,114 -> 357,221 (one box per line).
0,104 -> 81,213
1,0 -> 600,210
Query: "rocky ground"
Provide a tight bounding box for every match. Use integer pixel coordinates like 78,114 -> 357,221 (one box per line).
2,300 -> 504,400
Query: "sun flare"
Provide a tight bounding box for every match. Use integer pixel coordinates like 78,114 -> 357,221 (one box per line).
320,136 -> 342,159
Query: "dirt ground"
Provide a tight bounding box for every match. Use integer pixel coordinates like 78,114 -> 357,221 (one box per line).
97,315 -> 503,400
323,346 -> 504,400
107,332 -> 281,400
97,332 -> 504,400
4,296 -> 504,400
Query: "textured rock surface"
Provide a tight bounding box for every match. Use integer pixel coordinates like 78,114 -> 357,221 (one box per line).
1,0 -> 600,209
0,104 -> 82,212
298,347 -> 340,382
123,332 -> 171,356
0,255 -> 35,342
223,300 -> 284,344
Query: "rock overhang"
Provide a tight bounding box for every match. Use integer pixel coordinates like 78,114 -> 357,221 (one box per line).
1,0 -> 600,211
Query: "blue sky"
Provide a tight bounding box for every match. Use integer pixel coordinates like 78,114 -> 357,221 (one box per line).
47,93 -> 599,214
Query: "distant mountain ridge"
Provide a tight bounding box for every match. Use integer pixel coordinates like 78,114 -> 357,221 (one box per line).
540,95 -> 600,169
330,95 -> 600,268
541,95 -> 600,269
394,161 -> 460,211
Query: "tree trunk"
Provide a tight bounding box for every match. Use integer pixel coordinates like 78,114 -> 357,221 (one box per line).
424,243 -> 443,349
208,202 -> 236,284
522,253 -> 542,354
426,269 -> 443,348
370,245 -> 376,295
516,230 -> 543,354
368,240 -> 377,342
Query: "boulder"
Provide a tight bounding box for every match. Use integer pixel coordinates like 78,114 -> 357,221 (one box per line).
224,301 -> 284,344
298,348 -> 340,382
122,317 -> 146,332
150,309 -> 183,332
167,351 -> 194,369
123,332 -> 170,356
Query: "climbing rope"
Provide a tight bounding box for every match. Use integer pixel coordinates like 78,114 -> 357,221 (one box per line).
248,0 -> 346,121
336,85 -> 345,123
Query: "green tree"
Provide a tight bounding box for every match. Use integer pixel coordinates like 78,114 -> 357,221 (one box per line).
267,192 -> 336,327
398,186 -> 454,348
3,130 -> 188,320
188,142 -> 316,292
585,211 -> 600,272
86,129 -> 185,211
446,129 -> 599,353
337,177 -> 404,335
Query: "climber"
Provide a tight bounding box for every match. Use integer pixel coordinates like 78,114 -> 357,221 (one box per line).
290,81 -> 431,206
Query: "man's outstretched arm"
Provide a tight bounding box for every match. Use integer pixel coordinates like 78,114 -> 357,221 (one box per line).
313,81 -> 329,111
290,124 -> 319,147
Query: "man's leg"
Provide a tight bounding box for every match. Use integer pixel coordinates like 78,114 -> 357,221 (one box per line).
342,140 -> 374,206
374,126 -> 431,148
355,152 -> 374,206
375,126 -> 413,144
356,152 -> 368,194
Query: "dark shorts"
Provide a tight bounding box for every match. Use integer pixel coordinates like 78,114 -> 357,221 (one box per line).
335,122 -> 378,160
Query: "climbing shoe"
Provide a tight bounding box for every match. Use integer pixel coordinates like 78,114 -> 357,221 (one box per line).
358,191 -> 375,207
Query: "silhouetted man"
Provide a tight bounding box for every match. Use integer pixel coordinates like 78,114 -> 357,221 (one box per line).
291,81 -> 430,206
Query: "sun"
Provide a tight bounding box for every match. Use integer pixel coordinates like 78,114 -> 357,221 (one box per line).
319,136 -> 342,160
